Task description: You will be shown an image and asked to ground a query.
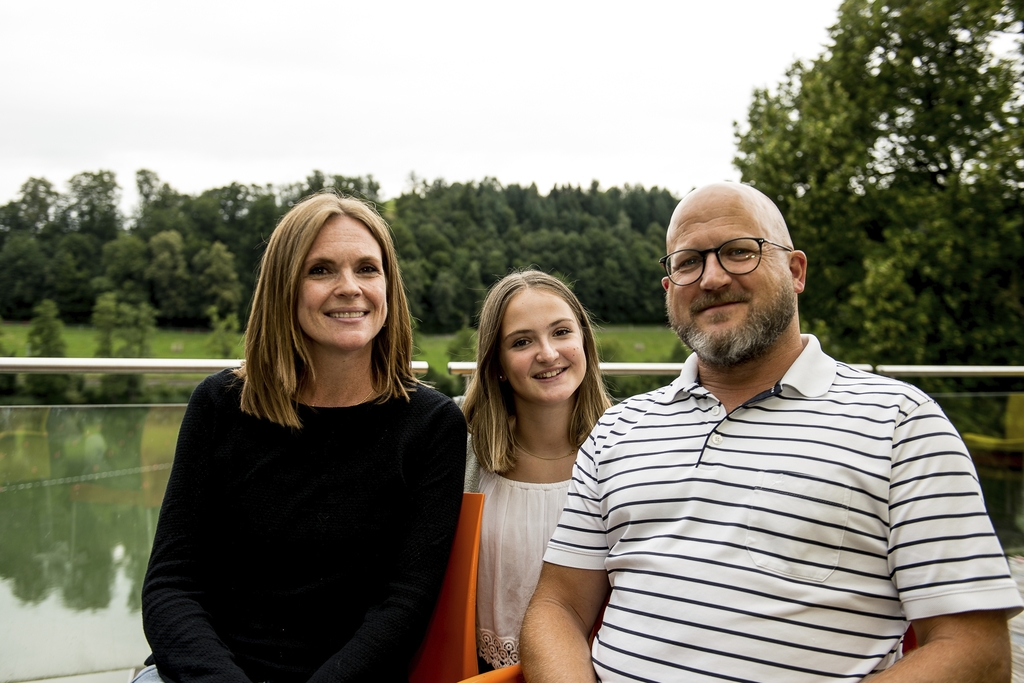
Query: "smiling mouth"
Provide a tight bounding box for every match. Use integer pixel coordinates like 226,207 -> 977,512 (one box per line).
691,294 -> 749,315
701,301 -> 738,312
327,312 -> 367,319
535,368 -> 566,379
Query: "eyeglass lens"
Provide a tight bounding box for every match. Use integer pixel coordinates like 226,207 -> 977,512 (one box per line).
664,238 -> 762,285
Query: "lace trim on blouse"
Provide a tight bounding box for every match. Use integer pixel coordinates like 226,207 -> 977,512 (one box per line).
478,628 -> 519,669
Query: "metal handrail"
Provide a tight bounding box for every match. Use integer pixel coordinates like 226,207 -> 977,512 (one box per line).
0,357 -> 1020,379
874,365 -> 1024,377
451,362 -> 1021,378
447,362 -> 478,376
0,357 -> 430,375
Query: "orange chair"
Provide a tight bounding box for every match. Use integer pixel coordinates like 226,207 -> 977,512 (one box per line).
458,664 -> 524,683
902,624 -> 917,653
409,492 -> 486,683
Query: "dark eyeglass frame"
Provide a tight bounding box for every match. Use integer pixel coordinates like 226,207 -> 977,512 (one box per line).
659,237 -> 794,286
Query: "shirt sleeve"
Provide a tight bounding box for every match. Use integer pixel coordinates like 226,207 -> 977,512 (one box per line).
544,411 -> 615,570
887,398 -> 1024,621
141,375 -> 253,683
306,392 -> 468,683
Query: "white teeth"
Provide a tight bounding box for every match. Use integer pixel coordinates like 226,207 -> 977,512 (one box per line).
328,312 -> 365,318
536,369 -> 563,379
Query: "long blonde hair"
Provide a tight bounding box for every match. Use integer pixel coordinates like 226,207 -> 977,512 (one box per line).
235,191 -> 416,428
462,270 -> 611,473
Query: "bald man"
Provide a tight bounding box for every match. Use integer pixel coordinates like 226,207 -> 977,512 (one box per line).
519,183 -> 1022,682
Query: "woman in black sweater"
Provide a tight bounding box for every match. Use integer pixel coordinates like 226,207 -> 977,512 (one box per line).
136,193 -> 467,683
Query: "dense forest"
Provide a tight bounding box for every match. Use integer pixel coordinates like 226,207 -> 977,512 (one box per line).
1,0 -> 1022,373
0,171 -> 675,335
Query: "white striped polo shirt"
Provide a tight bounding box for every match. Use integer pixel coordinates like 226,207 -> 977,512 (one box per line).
545,335 -> 1023,682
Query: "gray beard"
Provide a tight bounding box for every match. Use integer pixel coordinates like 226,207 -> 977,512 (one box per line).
669,285 -> 796,368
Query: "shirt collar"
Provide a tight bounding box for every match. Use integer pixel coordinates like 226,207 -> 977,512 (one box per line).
655,334 -> 836,404
779,335 -> 836,398
654,351 -> 704,404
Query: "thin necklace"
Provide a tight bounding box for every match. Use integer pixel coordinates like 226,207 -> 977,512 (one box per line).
515,440 -> 577,461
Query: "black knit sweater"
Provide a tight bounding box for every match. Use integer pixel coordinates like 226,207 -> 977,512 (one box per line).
141,371 -> 467,683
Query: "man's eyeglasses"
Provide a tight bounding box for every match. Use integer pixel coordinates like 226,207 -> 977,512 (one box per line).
660,237 -> 793,286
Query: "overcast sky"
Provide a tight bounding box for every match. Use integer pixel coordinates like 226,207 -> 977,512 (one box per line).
0,1 -> 842,214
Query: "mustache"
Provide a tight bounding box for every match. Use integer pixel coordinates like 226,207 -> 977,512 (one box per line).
689,292 -> 751,315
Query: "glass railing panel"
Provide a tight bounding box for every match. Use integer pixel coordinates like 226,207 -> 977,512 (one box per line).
0,404 -> 183,682
931,391 -> 1024,554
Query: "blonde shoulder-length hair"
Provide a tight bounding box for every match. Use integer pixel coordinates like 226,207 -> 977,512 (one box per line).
462,270 -> 612,473
235,191 -> 417,428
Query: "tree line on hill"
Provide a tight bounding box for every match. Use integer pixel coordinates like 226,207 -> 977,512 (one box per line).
0,169 -> 675,334
0,0 -> 1021,406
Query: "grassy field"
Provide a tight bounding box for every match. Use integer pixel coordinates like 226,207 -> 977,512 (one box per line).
0,323 -> 246,359
2,322 -> 683,370
596,324 -> 683,362
412,333 -> 455,375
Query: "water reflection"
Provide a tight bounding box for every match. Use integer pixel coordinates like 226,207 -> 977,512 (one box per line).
0,405 -> 183,681
948,392 -> 1024,552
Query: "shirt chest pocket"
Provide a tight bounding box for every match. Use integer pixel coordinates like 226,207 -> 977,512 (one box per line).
746,471 -> 851,582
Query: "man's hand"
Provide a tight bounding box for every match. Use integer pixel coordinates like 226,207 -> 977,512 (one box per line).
519,562 -> 609,683
866,610 -> 1011,682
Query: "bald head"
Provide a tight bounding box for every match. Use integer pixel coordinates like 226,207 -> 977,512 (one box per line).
667,183 -> 793,250
662,182 -> 807,372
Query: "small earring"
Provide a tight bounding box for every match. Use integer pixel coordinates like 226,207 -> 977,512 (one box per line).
498,374 -> 506,381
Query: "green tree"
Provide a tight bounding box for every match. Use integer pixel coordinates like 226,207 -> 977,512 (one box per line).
92,292 -> 119,357
114,300 -> 157,358
0,234 -> 49,319
60,170 -> 122,244
187,182 -> 281,318
0,177 -> 61,245
146,230 -> 191,321
206,305 -> 241,358
428,270 -> 467,332
25,299 -> 70,402
280,171 -> 382,205
0,314 -> 15,395
94,235 -> 149,305
92,294 -> 156,359
735,0 -> 1024,365
133,170 -> 194,243
192,241 -> 242,319
50,233 -> 98,323
92,295 -> 157,402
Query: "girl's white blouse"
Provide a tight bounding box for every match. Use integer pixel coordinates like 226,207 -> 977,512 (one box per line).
476,468 -> 570,669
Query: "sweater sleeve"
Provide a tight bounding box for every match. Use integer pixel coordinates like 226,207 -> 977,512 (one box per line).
307,391 -> 468,683
141,375 -> 253,683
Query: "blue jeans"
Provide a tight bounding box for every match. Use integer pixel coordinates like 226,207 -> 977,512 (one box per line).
129,665 -> 167,683
130,663 -> 267,683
